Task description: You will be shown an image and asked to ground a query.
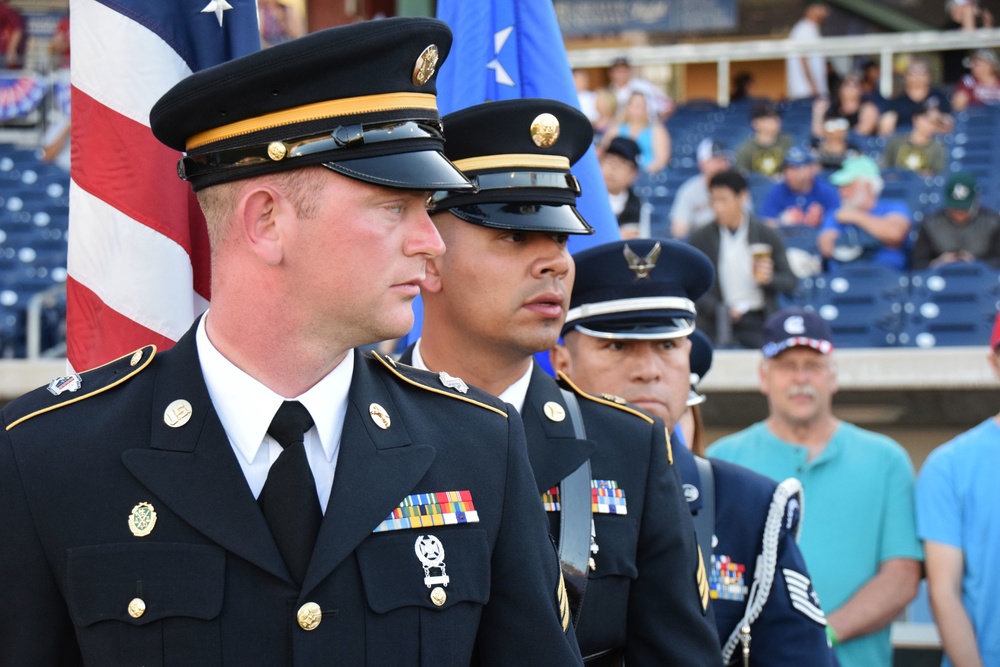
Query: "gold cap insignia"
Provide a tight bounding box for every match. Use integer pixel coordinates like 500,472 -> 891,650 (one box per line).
623,241 -> 661,280
412,44 -> 439,86
128,502 -> 157,537
530,113 -> 560,148
267,141 -> 287,161
130,350 -> 143,367
163,399 -> 193,428
369,403 -> 391,430
128,597 -> 146,618
543,401 -> 566,422
297,602 -> 322,631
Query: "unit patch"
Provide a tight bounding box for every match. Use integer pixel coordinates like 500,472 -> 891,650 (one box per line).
541,480 -> 627,515
373,490 -> 479,532
709,554 -> 748,602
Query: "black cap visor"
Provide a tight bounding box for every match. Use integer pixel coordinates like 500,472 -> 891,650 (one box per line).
324,149 -> 473,191
443,202 -> 594,234
565,311 -> 695,339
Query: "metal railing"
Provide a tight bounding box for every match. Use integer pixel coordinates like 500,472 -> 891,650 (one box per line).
568,27 -> 1000,105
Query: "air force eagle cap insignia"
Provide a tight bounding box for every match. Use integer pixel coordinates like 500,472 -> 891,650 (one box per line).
431,99 -> 594,235
149,18 -> 473,194
563,238 -> 715,340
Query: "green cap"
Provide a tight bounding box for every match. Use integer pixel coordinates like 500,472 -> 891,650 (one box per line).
945,172 -> 977,210
829,155 -> 881,186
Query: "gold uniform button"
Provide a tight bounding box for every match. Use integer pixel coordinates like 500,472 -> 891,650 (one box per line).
297,602 -> 322,631
127,597 -> 146,618
430,586 -> 447,606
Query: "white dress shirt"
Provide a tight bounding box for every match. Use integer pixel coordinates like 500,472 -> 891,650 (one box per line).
410,337 -> 532,414
717,217 -> 764,314
196,313 -> 352,512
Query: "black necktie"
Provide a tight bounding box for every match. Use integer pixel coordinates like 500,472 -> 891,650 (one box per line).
258,401 -> 321,586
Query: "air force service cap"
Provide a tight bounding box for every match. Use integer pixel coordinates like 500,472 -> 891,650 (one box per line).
150,18 -> 473,193
431,99 -> 594,234
563,239 -> 715,339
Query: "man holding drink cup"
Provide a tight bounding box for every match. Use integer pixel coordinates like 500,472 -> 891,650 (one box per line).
689,170 -> 798,348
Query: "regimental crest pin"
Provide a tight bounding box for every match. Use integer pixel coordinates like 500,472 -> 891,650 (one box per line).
47,374 -> 82,396
438,371 -> 468,394
128,502 -> 157,537
623,242 -> 661,280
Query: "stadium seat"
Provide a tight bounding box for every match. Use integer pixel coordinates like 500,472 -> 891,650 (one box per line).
810,264 -> 909,347
902,263 -> 1000,347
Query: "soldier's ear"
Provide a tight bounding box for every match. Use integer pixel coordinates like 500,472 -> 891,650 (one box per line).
550,343 -> 571,375
239,185 -> 287,266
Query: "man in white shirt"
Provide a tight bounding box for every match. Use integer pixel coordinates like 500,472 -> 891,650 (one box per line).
787,0 -> 830,100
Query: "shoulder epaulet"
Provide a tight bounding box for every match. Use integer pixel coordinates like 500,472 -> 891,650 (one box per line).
5,346 -> 156,431
370,351 -> 508,418
556,370 -> 654,424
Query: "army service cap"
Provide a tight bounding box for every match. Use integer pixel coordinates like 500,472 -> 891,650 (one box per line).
149,18 -> 473,193
431,99 -> 594,234
563,239 -> 714,339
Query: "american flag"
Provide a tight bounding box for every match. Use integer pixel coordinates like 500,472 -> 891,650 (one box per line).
66,0 -> 259,370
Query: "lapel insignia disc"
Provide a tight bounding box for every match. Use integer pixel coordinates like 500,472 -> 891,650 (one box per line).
623,241 -> 661,280
543,401 -> 566,422
415,534 -> 450,600
530,112 -> 560,148
412,44 -> 439,86
47,374 -> 82,396
163,399 -> 193,428
128,502 -> 157,537
438,371 -> 469,394
369,403 -> 391,429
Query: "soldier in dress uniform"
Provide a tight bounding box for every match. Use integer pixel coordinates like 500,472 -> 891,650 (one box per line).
400,99 -> 721,666
551,238 -> 838,666
0,19 -> 582,666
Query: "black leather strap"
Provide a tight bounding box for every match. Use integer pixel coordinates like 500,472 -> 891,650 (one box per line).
558,388 -> 592,628
693,455 -> 716,567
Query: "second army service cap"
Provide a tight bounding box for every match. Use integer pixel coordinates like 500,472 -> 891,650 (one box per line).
563,238 -> 714,339
431,99 -> 594,234
149,17 -> 473,193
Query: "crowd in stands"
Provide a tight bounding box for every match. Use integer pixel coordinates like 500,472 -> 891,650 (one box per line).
580,46 -> 1000,350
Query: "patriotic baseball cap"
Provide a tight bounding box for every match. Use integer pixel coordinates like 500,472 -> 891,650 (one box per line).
761,308 -> 834,359
149,18 -> 473,193
431,99 -> 595,235
562,238 -> 714,339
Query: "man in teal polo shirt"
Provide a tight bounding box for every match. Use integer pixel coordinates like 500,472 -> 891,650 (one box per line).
708,308 -> 922,667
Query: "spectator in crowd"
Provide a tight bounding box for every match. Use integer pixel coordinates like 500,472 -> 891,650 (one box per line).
591,87 -> 618,145
881,102 -> 947,176
688,170 -> 797,348
731,71 -> 757,104
878,58 -> 953,136
708,308 -> 923,667
735,101 -> 794,178
811,115 -> 862,170
601,90 -> 671,174
606,56 -> 673,120
760,146 -> 840,228
551,243 -> 837,666
916,313 -> 1000,667
574,68 -> 598,124
942,0 -> 995,83
786,0 -> 830,100
600,136 -> 644,239
49,14 -> 70,69
951,48 -> 1000,110
859,59 -> 886,108
0,0 -> 24,69
258,0 -> 305,48
812,74 -> 880,137
670,138 -> 737,239
818,156 -> 912,270
912,172 -> 1000,269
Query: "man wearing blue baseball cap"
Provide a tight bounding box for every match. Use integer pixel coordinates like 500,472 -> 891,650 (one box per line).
709,308 -> 922,667
553,243 -> 838,666
408,99 -> 720,666
759,146 -> 840,228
